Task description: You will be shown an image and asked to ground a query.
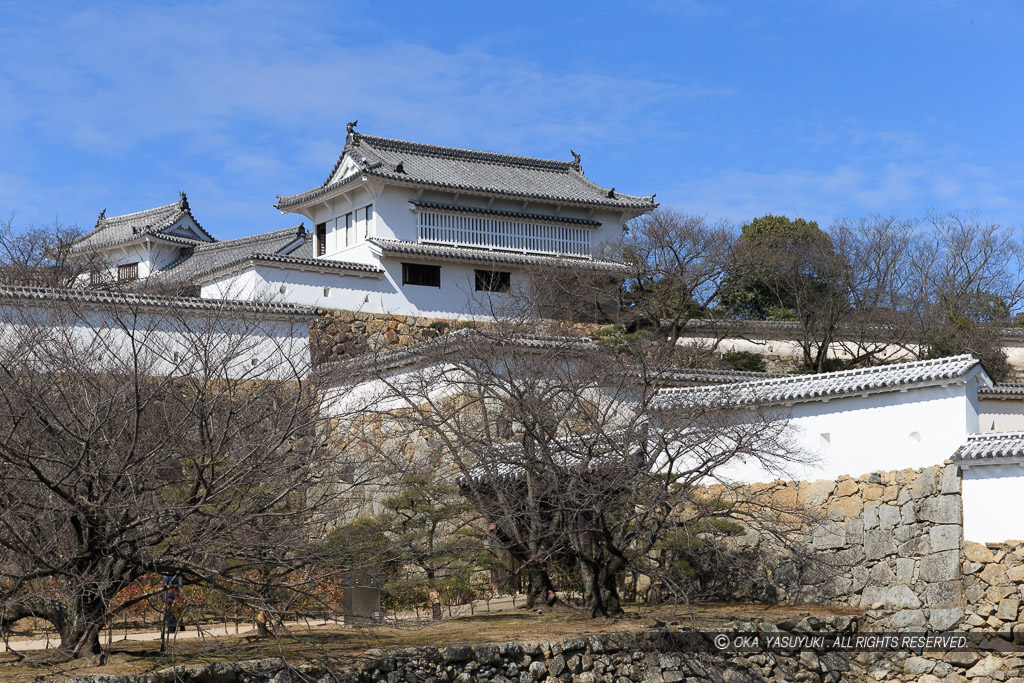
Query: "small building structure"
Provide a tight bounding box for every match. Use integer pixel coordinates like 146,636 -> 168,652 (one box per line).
66,126 -> 655,319
978,383 -> 1024,433
653,354 -> 992,482
952,432 -> 1024,543
267,125 -> 656,317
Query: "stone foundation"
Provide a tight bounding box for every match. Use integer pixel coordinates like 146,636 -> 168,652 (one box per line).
311,311 -> 605,361
962,540 -> 1024,632
720,464 -> 965,631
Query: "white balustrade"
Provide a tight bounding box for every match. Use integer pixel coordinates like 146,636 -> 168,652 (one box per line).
417,210 -> 591,257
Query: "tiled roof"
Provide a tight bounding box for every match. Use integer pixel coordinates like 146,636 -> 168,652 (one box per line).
978,383 -> 1024,399
953,432 -> 1024,462
151,227 -> 383,286
367,238 -> 630,272
236,253 -> 382,274
276,132 -> 657,211
652,354 -> 985,410
0,285 -> 316,317
150,226 -> 307,285
681,319 -> 802,332
70,193 -> 215,253
680,318 -> 1024,342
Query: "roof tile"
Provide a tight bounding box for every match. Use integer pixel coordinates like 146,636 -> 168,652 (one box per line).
276,132 -> 657,211
953,431 -> 1024,462
368,237 -> 629,271
0,285 -> 316,317
70,193 -> 215,253
653,354 -> 983,409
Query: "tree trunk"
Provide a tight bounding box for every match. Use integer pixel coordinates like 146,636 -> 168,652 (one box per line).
581,558 -> 625,618
0,593 -> 106,662
56,595 -> 106,661
523,564 -> 557,609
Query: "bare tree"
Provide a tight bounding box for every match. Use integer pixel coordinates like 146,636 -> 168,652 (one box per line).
827,214 -> 920,365
908,212 -> 1024,379
0,286 -> 360,661
617,209 -> 734,350
0,215 -> 86,287
332,317 -> 810,618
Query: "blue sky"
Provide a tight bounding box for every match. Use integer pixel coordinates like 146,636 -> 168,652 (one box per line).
1,1 -> 1022,239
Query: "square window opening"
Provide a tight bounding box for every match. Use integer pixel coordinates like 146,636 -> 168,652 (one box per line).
402,262 -> 441,288
475,269 -> 511,293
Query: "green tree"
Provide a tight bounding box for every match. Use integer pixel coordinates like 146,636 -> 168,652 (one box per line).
719,215 -> 850,372
377,475 -> 476,590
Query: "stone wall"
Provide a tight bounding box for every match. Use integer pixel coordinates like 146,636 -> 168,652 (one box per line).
52,618 -> 864,683
58,618 -> 1024,682
962,540 -> 1024,632
312,311 -> 608,361
731,464 -> 965,631
312,311 -> 457,360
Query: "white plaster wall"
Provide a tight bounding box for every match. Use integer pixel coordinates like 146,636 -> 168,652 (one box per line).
684,332 -> 919,365
962,464 -> 1024,543
0,302 -> 312,380
979,397 -> 1024,432
711,383 -> 980,483
1002,339 -> 1024,371
301,182 -> 628,263
202,258 -> 524,319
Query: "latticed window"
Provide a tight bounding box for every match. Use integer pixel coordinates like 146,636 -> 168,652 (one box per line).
117,263 -> 139,281
402,262 -> 441,288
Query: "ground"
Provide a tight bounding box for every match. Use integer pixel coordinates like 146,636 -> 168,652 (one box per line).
0,602 -> 861,683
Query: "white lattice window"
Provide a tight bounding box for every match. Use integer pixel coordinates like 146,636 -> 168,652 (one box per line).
417,210 -> 591,257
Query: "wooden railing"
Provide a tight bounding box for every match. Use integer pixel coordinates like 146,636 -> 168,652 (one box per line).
417,210 -> 591,257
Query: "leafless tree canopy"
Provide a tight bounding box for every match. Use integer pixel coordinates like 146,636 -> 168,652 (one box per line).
336,320 -> 811,618
0,215 -> 86,287
620,209 -> 1024,377
618,209 -> 733,346
0,293 -> 359,661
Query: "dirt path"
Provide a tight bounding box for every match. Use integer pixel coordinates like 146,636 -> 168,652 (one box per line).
1,595 -> 524,653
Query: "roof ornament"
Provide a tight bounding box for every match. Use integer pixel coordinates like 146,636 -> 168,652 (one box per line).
395,161 -> 405,174
607,188 -> 616,199
179,190 -> 190,211
347,120 -> 358,136
570,149 -> 582,173
97,208 -> 106,222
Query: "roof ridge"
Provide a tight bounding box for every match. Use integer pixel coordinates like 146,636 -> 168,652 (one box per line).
244,252 -> 381,270
966,431 -> 1024,440
355,134 -> 574,172
665,354 -> 976,392
100,200 -> 182,225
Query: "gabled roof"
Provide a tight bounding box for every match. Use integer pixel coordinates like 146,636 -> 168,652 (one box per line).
367,238 -> 629,272
70,193 -> 215,253
652,354 -> 988,410
0,285 -> 316,319
275,130 -> 658,211
150,226 -> 382,286
953,431 -> 1024,463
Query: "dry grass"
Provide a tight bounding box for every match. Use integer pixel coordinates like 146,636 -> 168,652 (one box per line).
0,603 -> 861,682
